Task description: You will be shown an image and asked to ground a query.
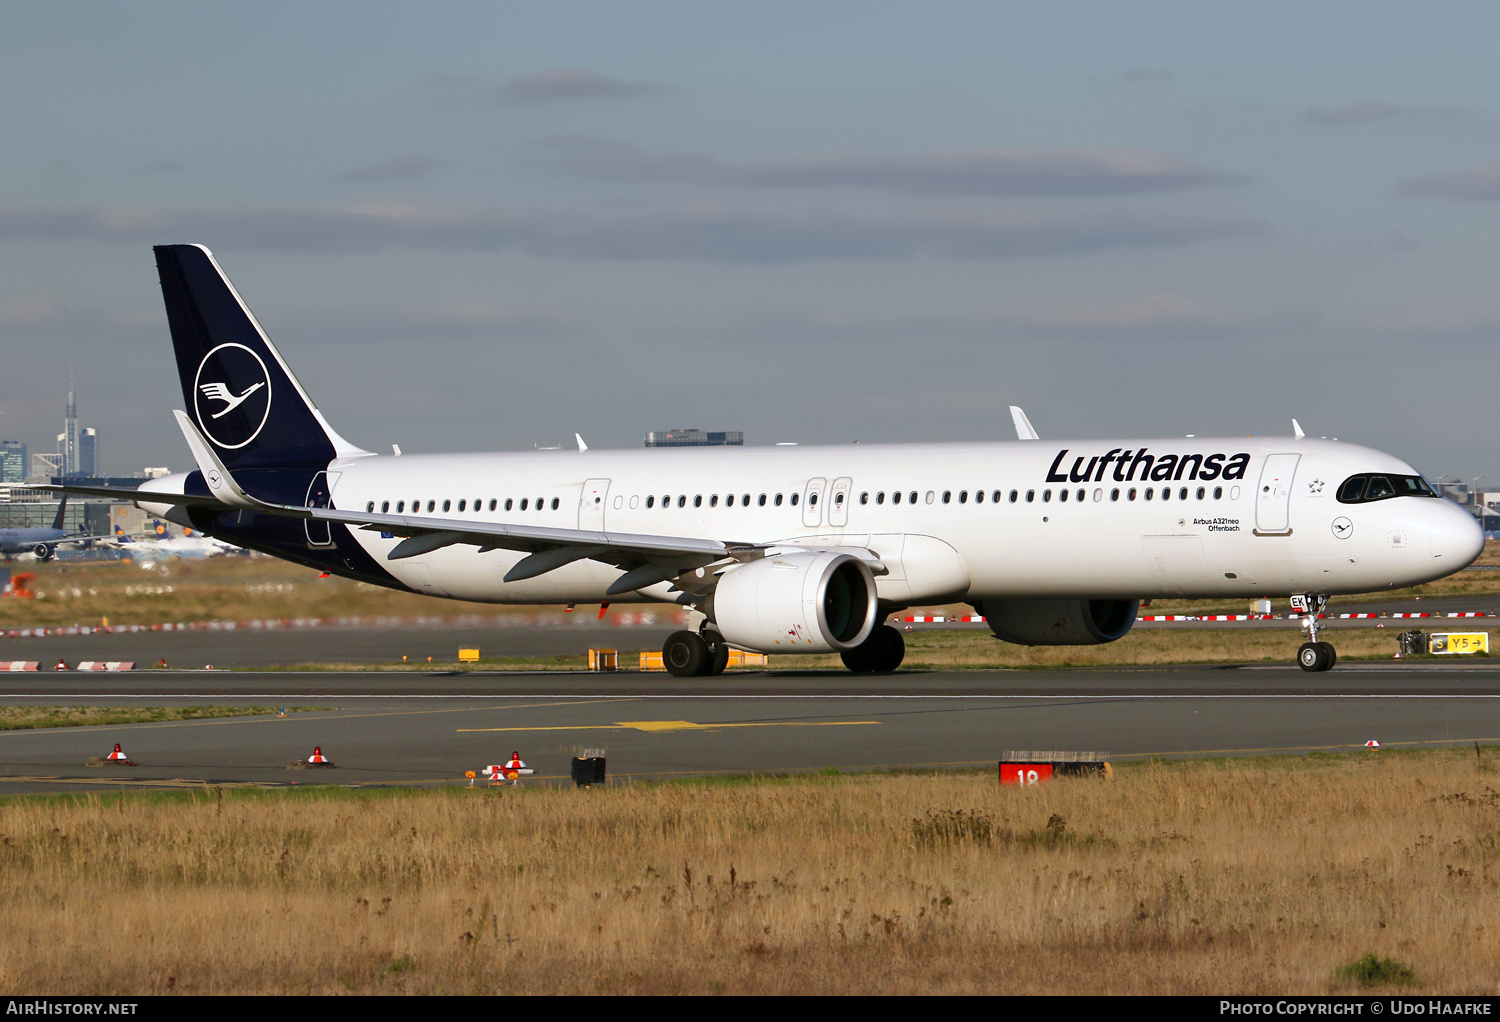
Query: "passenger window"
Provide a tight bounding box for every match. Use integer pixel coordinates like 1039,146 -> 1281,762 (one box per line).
809,493 -> 818,506
678,495 -> 686,508
536,497 -> 544,509
694,495 -> 703,508
504,498 -> 513,511
551,498 -> 559,510
646,495 -> 655,508
1145,488 -> 1154,501
892,491 -> 902,504
973,490 -> 982,503
958,490 -> 968,503
382,501 -> 391,513
366,501 -> 374,512
442,500 -> 450,512
727,494 -> 735,506
758,494 -> 767,506
1058,489 -> 1068,503
1009,490 -> 1018,503
876,492 -> 885,504
1043,490 -> 1052,503
710,495 -> 718,507
774,494 -> 783,506
396,501 -> 405,512
742,494 -> 750,506
791,493 -> 799,506
1093,488 -> 1102,502
1128,488 -> 1137,501
1161,488 -> 1170,501
458,499 -> 466,511
1213,487 -> 1222,499
1195,487 -> 1205,500
925,491 -> 935,504
1025,490 -> 1035,503
910,491 -> 919,504
1180,487 -> 1189,501
860,492 -> 869,504
1110,489 -> 1119,502
520,499 -> 528,510
835,493 -> 844,505
992,490 -> 1002,503
943,490 -> 952,504
1077,488 -> 1085,502
427,500 -> 436,512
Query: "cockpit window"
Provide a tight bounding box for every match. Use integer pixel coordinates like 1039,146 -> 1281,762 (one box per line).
1337,473 -> 1437,504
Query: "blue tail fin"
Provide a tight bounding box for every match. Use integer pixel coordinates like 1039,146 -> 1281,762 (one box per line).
154,245 -> 368,474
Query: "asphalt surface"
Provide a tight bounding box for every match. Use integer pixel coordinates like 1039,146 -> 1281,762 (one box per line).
2,662 -> 1499,796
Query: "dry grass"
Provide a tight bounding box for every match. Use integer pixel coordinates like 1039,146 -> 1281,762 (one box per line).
0,748 -> 1496,994
0,706 -> 321,731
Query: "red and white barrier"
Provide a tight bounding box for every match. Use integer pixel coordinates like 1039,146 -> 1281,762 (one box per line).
1390,613 -> 1431,619
2,662 -> 38,671
75,661 -> 135,671
1446,612 -> 1489,618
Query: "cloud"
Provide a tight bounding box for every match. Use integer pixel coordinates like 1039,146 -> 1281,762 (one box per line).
1378,301 -> 1500,336
497,67 -> 672,103
336,155 -> 447,182
0,201 -> 1266,263
715,294 -> 1289,345
1303,101 -> 1401,126
1120,68 -> 1173,84
530,137 -> 1243,197
1399,163 -> 1500,201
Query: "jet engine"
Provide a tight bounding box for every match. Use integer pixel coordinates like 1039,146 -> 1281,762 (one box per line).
32,544 -> 53,561
976,598 -> 1138,645
712,551 -> 879,654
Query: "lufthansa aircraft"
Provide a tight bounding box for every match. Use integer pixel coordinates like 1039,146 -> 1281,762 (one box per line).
52,245 -> 1484,675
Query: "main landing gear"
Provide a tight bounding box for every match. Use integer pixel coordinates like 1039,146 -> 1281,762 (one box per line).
839,624 -> 906,674
662,629 -> 730,678
1294,593 -> 1337,672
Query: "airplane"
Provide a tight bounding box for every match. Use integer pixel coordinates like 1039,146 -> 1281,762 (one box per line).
115,520 -> 244,558
50,244 -> 1484,675
0,495 -> 119,561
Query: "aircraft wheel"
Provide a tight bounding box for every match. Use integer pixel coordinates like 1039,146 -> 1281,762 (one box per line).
1298,641 -> 1329,672
703,631 -> 731,676
663,630 -> 711,677
1317,641 -> 1337,670
841,625 -> 906,674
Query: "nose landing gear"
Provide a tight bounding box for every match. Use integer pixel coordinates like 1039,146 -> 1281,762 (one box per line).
1293,593 -> 1336,672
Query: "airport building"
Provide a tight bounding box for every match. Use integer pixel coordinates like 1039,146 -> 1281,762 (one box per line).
644,428 -> 744,448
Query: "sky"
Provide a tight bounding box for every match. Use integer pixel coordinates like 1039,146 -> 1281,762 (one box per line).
3,2 -> 1500,485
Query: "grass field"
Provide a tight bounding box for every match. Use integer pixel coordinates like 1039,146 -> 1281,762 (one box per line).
0,706 -> 324,731
4,540 -> 1500,630
0,747 -> 1494,994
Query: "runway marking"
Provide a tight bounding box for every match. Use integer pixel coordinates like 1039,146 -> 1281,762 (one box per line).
459,719 -> 881,733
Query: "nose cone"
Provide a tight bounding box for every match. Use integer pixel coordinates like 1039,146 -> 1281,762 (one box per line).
1429,502 -> 1485,570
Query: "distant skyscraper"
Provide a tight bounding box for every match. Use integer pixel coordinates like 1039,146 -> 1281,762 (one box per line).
31,452 -> 61,481
79,428 -> 98,477
59,385 -> 78,477
644,428 -> 744,448
0,440 -> 25,483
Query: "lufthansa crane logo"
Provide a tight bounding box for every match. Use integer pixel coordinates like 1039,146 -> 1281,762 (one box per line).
193,343 -> 272,449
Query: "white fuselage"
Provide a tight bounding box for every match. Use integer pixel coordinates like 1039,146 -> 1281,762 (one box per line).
176,435 -> 1479,607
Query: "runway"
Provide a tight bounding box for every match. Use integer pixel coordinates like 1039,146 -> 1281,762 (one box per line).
2,663 -> 1499,796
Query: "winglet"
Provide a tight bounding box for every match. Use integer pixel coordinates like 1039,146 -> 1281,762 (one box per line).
172,409 -> 271,510
1292,418 -> 1306,440
1009,406 -> 1039,440
575,433 -> 589,453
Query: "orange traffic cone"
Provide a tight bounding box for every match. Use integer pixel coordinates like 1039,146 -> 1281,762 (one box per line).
308,746 -> 330,764
107,743 -> 129,761
1365,739 -> 1382,748
53,659 -> 68,671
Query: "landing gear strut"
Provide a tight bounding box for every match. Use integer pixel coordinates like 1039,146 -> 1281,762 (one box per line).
1293,593 -> 1337,672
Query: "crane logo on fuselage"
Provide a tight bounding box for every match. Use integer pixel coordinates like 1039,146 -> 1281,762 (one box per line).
1046,448 -> 1251,484
193,343 -> 272,450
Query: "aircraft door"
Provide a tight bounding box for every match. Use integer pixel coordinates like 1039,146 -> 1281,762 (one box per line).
1254,454 -> 1300,535
304,472 -> 334,547
802,477 -> 826,528
579,478 -> 611,531
828,476 -> 852,527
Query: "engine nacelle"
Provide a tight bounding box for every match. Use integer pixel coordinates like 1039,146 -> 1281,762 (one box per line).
976,598 -> 1138,646
712,551 -> 879,654
32,544 -> 54,561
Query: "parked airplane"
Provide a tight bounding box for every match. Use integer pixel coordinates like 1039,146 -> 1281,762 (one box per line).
0,496 -> 116,560
110,521 -> 244,559
52,245 -> 1484,675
